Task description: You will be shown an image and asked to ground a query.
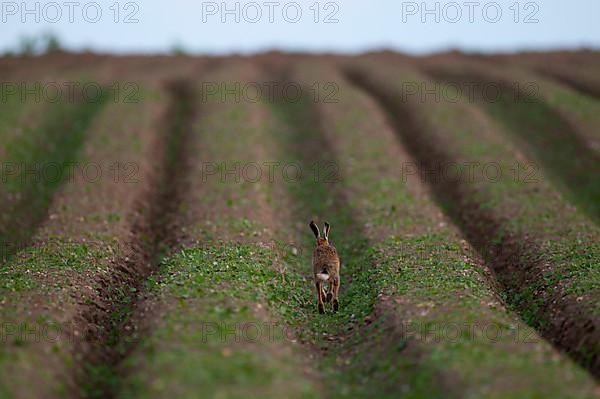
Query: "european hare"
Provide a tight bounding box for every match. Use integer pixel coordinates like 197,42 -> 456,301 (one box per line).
310,221 -> 340,314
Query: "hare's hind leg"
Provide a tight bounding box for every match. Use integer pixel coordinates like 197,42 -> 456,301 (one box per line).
316,281 -> 325,314
332,278 -> 340,312
326,280 -> 334,303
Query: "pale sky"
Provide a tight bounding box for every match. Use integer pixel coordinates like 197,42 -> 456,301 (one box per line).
1,0 -> 599,54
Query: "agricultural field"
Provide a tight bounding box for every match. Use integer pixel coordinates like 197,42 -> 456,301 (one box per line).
0,51 -> 599,398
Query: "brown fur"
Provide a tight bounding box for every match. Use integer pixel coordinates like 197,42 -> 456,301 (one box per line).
310,221 -> 341,314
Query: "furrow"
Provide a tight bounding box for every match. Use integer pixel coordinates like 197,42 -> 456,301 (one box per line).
116,62 -> 323,399
76,79 -> 195,398
290,61 -> 599,397
345,60 -> 600,377
0,85 -> 167,398
421,59 -> 600,224
0,88 -> 107,262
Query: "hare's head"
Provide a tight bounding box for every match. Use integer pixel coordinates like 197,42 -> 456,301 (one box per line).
309,221 -> 331,246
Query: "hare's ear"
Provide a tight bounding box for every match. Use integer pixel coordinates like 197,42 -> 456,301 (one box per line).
309,221 -> 320,238
323,222 -> 330,239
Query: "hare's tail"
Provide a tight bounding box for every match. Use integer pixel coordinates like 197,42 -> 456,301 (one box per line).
316,273 -> 330,282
